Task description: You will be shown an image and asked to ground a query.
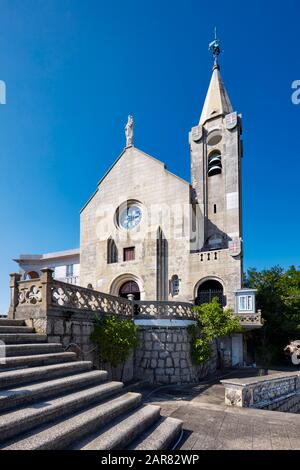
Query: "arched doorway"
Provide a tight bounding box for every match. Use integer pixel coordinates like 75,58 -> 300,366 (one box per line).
119,280 -> 140,300
195,279 -> 224,306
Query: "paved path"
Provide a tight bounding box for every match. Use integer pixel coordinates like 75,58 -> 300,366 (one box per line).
140,370 -> 300,450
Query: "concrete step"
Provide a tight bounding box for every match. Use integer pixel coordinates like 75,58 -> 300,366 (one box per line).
128,416 -> 183,450
0,334 -> 47,344
3,343 -> 63,357
76,405 -> 161,450
2,392 -> 141,450
0,352 -> 77,370
0,381 -> 124,443
0,326 -> 35,334
0,320 -> 25,326
0,361 -> 93,389
0,370 -> 108,411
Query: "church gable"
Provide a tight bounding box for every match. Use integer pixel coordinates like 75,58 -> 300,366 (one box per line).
81,146 -> 189,214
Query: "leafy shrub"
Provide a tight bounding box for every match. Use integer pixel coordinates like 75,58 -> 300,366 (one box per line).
189,298 -> 241,365
91,315 -> 140,375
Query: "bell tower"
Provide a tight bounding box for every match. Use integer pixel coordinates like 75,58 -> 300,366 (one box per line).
190,32 -> 243,264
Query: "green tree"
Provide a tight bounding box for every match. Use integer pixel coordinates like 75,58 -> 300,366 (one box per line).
189,298 -> 241,365
244,265 -> 300,365
91,315 -> 140,380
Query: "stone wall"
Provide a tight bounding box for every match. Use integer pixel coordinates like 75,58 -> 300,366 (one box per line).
134,325 -> 218,385
264,394 -> 300,413
25,311 -> 134,382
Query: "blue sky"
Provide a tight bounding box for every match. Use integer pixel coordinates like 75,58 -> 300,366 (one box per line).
0,0 -> 299,313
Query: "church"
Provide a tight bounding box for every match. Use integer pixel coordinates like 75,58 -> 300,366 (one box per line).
15,39 -> 260,365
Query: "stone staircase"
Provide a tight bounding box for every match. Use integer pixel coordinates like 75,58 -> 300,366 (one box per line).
0,319 -> 182,450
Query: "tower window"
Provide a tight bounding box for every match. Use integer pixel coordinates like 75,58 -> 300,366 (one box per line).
208,151 -> 222,176
124,247 -> 135,261
214,204 -> 217,214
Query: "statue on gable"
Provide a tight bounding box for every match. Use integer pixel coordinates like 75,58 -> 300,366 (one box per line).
125,115 -> 134,147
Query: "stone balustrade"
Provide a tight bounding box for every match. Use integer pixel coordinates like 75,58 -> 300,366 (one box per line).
238,311 -> 262,328
221,372 -> 300,410
8,269 -> 261,327
8,269 -> 197,321
133,300 -> 196,320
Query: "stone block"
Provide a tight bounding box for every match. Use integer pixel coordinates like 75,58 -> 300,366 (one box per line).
180,360 -> 188,368
158,359 -> 164,368
174,358 -> 180,367
166,357 -> 173,368
53,320 -> 64,336
175,344 -> 181,352
72,324 -> 81,336
65,321 -> 72,335
159,351 -> 169,359
47,335 -> 61,343
150,359 -> 157,368
153,342 -> 163,351
160,333 -> 166,342
145,341 -> 152,351
166,368 -> 175,376
166,343 -> 175,352
156,375 -> 170,384
62,336 -> 71,347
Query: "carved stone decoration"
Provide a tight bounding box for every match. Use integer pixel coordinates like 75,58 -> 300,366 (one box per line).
225,389 -> 242,407
228,237 -> 241,257
134,301 -> 196,320
225,112 -> 238,130
28,286 -> 42,304
191,125 -> 203,142
18,283 -> 43,305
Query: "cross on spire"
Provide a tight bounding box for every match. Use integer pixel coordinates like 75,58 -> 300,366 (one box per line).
208,27 -> 222,69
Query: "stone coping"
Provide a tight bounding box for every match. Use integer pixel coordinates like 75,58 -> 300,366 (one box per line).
221,370 -> 300,387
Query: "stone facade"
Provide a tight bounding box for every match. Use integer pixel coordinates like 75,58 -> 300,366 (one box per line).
79,63 -> 243,311
134,326 -> 217,385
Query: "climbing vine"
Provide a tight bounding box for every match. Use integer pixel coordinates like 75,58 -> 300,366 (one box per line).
189,298 -> 241,365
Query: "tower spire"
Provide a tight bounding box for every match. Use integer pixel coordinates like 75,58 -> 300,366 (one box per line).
199,30 -> 232,125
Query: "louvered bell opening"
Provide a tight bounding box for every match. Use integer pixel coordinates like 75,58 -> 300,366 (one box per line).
208,154 -> 222,176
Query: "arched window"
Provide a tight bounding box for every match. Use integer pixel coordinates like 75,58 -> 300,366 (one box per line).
208,151 -> 222,176
107,238 -> 118,264
196,279 -> 224,306
170,275 -> 180,297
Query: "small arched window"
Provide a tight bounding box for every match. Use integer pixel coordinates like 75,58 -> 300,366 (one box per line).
107,238 -> 118,264
170,275 -> 180,297
208,151 -> 222,176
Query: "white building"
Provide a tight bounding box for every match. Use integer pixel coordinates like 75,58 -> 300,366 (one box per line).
14,249 -> 80,285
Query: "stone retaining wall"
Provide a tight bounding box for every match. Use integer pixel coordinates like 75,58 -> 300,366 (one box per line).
134,326 -> 218,384
222,372 -> 300,409
264,394 -> 300,413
